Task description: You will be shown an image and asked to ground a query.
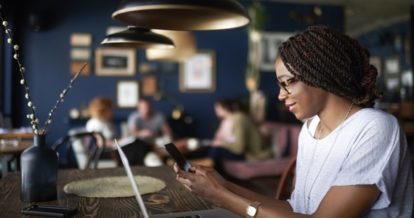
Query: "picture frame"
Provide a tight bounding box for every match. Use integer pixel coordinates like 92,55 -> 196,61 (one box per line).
70,61 -> 91,76
70,33 -> 92,46
95,48 -> 136,76
383,56 -> 401,101
142,75 -> 157,96
259,32 -> 293,72
116,80 -> 139,108
384,56 -> 400,75
179,50 -> 215,92
71,48 -> 91,61
401,70 -> 413,87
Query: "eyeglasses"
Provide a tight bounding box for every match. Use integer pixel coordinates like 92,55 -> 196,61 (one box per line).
278,77 -> 298,94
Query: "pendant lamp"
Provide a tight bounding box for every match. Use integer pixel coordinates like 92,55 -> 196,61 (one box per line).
101,26 -> 175,49
146,30 -> 196,62
112,0 -> 250,31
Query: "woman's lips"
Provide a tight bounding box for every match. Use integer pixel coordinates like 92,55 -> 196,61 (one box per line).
286,103 -> 296,112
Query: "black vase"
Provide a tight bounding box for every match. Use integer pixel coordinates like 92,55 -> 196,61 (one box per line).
20,134 -> 58,202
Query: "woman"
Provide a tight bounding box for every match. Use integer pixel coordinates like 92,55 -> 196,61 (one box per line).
175,25 -> 413,217
211,98 -> 271,161
191,98 -> 270,169
211,98 -> 236,150
86,96 -> 116,148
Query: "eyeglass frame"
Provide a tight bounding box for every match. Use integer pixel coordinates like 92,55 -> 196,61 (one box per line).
278,77 -> 298,94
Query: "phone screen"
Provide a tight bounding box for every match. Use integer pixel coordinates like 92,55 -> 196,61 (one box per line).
164,143 -> 192,172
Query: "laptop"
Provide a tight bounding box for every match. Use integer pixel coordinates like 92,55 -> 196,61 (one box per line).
114,139 -> 240,218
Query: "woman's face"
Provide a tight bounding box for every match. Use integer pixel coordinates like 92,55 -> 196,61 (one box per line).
275,57 -> 328,120
214,103 -> 229,119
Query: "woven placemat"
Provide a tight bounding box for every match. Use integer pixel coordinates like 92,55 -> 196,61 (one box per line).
63,175 -> 166,198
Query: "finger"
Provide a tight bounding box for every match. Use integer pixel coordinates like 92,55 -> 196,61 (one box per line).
177,169 -> 187,178
177,171 -> 195,183
183,184 -> 192,192
173,163 -> 179,173
179,170 -> 197,182
193,166 -> 208,176
189,165 -> 197,173
176,176 -> 192,187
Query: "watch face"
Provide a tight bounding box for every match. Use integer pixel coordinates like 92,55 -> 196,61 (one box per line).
247,206 -> 257,216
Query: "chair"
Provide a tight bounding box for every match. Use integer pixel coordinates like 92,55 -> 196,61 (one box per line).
275,156 -> 296,200
52,129 -> 107,169
114,137 -> 152,166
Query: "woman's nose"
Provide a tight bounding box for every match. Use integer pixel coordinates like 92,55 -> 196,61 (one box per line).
278,88 -> 288,101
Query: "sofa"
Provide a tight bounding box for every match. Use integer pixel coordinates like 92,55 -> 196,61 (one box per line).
223,122 -> 301,180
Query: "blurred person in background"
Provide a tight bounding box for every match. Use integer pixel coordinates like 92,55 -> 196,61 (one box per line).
127,98 -> 172,143
86,96 -> 116,148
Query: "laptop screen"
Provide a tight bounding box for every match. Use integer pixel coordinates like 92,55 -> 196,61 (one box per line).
115,139 -> 150,218
114,139 -> 238,218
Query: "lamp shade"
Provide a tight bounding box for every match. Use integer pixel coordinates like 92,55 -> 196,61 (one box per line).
112,0 -> 250,31
146,30 -> 196,62
101,26 -> 175,49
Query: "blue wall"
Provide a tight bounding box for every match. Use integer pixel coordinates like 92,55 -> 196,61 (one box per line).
358,21 -> 412,102
2,0 -> 343,144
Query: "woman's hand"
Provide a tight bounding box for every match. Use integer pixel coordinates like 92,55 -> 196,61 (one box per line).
138,129 -> 154,138
174,164 -> 229,205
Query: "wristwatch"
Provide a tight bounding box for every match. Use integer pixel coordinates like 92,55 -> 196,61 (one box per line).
246,201 -> 261,218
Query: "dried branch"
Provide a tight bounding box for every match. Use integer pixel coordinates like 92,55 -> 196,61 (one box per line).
42,63 -> 87,134
0,6 -> 85,135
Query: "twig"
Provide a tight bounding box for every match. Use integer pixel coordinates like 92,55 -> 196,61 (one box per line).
42,63 -> 87,134
0,6 -> 84,135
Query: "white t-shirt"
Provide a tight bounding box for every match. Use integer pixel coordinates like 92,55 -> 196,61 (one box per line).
289,108 -> 413,217
86,118 -> 116,140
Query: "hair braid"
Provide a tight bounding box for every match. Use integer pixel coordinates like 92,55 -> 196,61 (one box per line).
279,25 -> 381,107
283,35 -> 323,87
309,29 -> 365,97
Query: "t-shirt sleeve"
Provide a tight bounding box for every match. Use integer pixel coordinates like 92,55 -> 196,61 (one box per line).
127,113 -> 137,130
332,116 -> 401,209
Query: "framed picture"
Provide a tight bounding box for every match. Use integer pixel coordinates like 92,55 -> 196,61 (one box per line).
71,48 -> 91,61
179,50 -> 215,92
384,56 -> 400,75
260,32 -> 293,71
70,61 -> 91,76
401,70 -> 413,87
70,33 -> 92,46
383,56 -> 401,101
95,48 -> 136,76
116,81 -> 139,108
142,76 -> 157,96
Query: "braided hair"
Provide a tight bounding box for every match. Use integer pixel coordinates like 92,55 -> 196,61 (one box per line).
279,25 -> 381,107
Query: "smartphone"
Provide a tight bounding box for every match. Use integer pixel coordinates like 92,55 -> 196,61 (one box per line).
164,142 -> 192,172
21,204 -> 77,217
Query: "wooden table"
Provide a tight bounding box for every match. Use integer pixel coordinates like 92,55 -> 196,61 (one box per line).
0,139 -> 32,177
0,166 -> 213,217
0,132 -> 33,140
0,140 -> 32,155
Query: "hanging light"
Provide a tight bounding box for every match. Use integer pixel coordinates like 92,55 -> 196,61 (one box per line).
101,26 -> 175,49
146,30 -> 196,62
112,0 -> 250,31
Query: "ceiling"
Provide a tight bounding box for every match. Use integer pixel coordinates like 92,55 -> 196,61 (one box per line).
269,0 -> 413,36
